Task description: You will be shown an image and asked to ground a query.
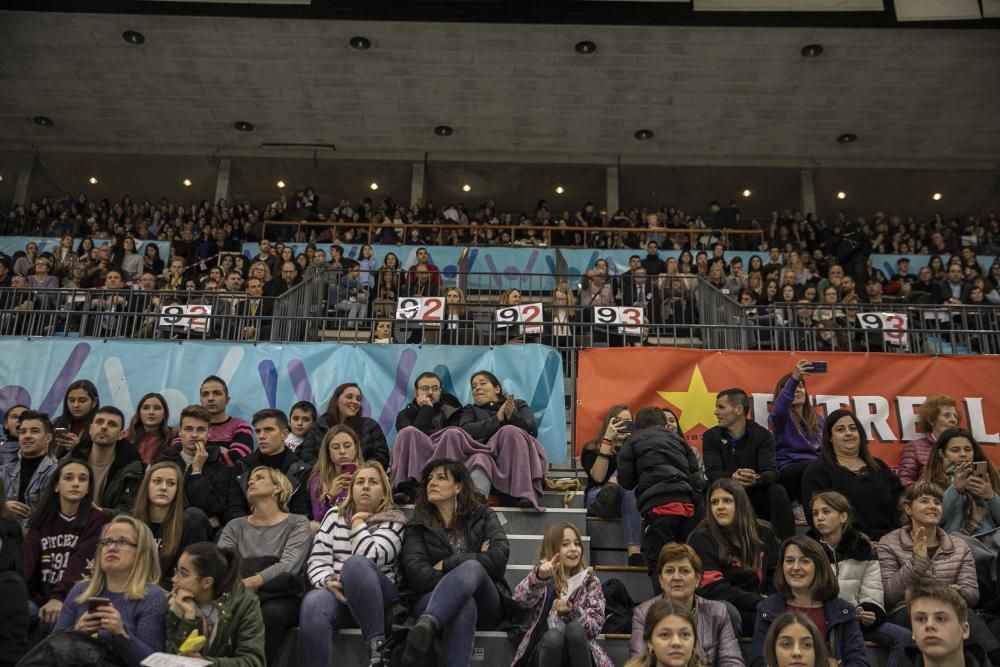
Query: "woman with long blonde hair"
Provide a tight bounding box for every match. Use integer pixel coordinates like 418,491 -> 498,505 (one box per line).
53,515 -> 166,665
307,425 -> 364,522
300,461 -> 407,666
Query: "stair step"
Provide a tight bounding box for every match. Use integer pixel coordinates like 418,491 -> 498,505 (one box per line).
585,516 -> 628,550
494,506 -> 586,535
540,490 -> 584,509
589,548 -> 630,566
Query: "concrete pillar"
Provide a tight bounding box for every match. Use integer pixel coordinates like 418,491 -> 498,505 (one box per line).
214,158 -> 232,204
800,168 -> 816,216
410,162 -> 425,207
605,166 -> 619,215
12,152 -> 35,208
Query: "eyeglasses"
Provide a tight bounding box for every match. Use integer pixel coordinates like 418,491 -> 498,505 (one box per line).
417,385 -> 441,392
99,538 -> 138,550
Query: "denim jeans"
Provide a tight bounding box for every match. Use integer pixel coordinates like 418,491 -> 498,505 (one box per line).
412,560 -> 502,667
298,555 -> 400,666
585,483 -> 642,548
863,620 -> 913,667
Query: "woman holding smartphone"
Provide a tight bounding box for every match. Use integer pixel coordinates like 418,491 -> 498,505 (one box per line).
307,426 -> 363,524
51,379 -> 100,456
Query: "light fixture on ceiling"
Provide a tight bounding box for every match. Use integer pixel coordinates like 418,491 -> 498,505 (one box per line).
836,133 -> 858,144
0,175 -> 4,182
434,125 -> 453,137
800,43 -> 823,58
276,180 -> 286,189
634,129 -> 654,141
234,121 -> 255,132
88,177 -> 98,185
836,191 -> 847,200
932,192 -> 942,201
742,188 -> 752,197
555,186 -> 565,195
370,182 -> 379,191
462,184 -> 471,192
33,116 -> 54,128
182,179 -> 192,187
349,36 -> 372,51
122,30 -> 146,45
574,40 -> 597,55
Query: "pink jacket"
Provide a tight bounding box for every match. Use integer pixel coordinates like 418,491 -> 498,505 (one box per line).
877,526 -> 978,614
897,435 -> 934,487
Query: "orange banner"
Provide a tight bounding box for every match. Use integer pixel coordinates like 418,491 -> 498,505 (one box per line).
575,348 -> 1000,467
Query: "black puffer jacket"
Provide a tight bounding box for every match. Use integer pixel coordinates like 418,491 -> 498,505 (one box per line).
395,393 -> 463,435
459,398 -> 537,442
401,502 -> 511,599
616,426 -> 705,513
298,414 -> 389,470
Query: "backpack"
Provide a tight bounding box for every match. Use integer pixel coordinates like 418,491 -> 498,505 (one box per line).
600,577 -> 636,635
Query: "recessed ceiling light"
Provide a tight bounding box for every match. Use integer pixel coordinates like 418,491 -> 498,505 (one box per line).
555,186 -> 565,195
88,177 -> 98,185
276,180 -> 286,189
434,125 -> 453,137
234,121 -> 254,132
574,40 -> 597,55
462,184 -> 471,192
800,43 -> 823,58
349,36 -> 372,51
836,133 -> 858,144
33,116 -> 54,128
932,192 -> 942,201
836,191 -> 846,200
369,182 -> 379,191
742,188 -> 752,197
182,179 -> 192,187
0,176 -> 4,182
634,129 -> 654,141
122,30 -> 145,45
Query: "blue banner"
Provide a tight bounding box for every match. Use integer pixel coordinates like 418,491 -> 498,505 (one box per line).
0,236 -> 171,265
0,339 -> 568,463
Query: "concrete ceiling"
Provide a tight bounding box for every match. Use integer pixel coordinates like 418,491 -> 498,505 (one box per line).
1,10 -> 999,169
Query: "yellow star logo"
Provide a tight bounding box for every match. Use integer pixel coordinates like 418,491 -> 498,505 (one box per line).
657,364 -> 719,434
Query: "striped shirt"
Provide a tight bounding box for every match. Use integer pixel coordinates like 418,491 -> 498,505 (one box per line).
306,508 -> 405,588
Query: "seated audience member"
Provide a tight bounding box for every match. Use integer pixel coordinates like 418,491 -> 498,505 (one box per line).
624,598 -> 703,667
224,409 -> 309,523
299,383 -> 390,470
165,542 -> 265,666
23,458 -> 110,627
762,612 -> 830,667
769,361 -> 823,507
370,320 -> 394,344
808,491 -> 911,666
906,580 -> 984,667
0,403 -> 28,465
54,516 -> 167,666
898,394 -> 961,487
618,406 -> 706,591
185,375 -> 256,462
68,406 -> 144,517
51,379 -> 100,457
217,467 -> 311,663
512,521 -> 612,667
441,286 -> 476,345
921,428 -> 1000,599
801,409 -> 903,541
687,478 -> 779,635
125,392 -> 176,465
703,388 -> 794,539
131,462 -> 210,587
307,425 -> 363,525
630,544 -> 742,667
300,462 -> 406,666
495,288 -> 530,344
0,505 -> 28,665
750,536 -> 868,667
544,282 -> 579,347
400,459 -> 511,667
457,371 -> 549,509
879,482 -> 998,661
1,410 -> 57,526
580,405 -> 643,567
159,405 -> 232,529
285,400 -> 316,453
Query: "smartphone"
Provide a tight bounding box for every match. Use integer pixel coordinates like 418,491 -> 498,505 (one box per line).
619,419 -> 635,434
54,427 -> 69,435
340,462 -> 357,476
87,597 -> 111,613
810,361 -> 828,373
973,461 -> 988,478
